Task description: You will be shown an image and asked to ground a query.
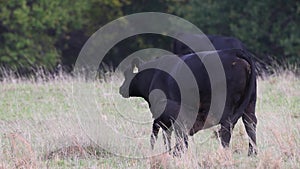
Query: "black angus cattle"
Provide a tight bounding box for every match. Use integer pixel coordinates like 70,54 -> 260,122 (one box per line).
119,49 -> 257,156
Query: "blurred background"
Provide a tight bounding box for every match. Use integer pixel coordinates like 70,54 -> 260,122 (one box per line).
0,0 -> 299,77
0,1 -> 299,168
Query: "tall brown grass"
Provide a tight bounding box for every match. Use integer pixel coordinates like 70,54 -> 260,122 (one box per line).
0,71 -> 299,168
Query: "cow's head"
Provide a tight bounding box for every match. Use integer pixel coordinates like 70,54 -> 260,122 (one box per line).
119,58 -> 141,98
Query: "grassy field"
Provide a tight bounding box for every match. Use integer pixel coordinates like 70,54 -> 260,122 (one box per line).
0,72 -> 299,168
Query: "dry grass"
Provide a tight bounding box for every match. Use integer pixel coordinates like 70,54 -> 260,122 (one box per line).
0,71 -> 299,168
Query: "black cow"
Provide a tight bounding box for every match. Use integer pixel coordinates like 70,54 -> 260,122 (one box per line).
119,49 -> 257,156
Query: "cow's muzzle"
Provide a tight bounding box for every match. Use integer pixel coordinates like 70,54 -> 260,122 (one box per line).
119,86 -> 129,98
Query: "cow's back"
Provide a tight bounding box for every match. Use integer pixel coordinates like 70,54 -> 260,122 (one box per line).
173,33 -> 248,56
180,50 -> 252,127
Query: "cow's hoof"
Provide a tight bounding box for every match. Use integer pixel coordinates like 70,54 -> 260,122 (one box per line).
172,150 -> 182,157
248,149 -> 258,156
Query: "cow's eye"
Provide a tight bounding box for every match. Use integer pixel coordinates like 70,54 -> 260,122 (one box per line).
124,69 -> 131,76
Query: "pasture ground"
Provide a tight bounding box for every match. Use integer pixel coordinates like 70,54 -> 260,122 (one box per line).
0,72 -> 299,168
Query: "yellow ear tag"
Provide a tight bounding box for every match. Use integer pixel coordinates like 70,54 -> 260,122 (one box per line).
133,66 -> 139,73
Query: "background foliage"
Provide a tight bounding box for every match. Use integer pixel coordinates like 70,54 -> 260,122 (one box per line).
179,0 -> 300,66
0,0 -> 299,73
0,0 -> 87,70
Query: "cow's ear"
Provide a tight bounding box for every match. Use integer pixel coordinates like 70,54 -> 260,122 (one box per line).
131,58 -> 142,73
133,65 -> 139,73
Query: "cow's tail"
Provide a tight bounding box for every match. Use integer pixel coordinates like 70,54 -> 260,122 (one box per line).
230,49 -> 256,123
246,49 -> 269,76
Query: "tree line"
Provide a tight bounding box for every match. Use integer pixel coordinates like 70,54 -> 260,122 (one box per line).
0,0 -> 299,75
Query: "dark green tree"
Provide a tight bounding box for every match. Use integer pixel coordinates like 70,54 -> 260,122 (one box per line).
0,0 -> 88,70
176,0 -> 300,66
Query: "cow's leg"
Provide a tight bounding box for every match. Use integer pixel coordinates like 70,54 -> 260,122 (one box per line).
162,128 -> 172,153
219,118 -> 238,148
218,106 -> 235,148
243,93 -> 258,156
150,122 -> 160,150
173,125 -> 188,157
176,131 -> 188,149
184,133 -> 188,149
